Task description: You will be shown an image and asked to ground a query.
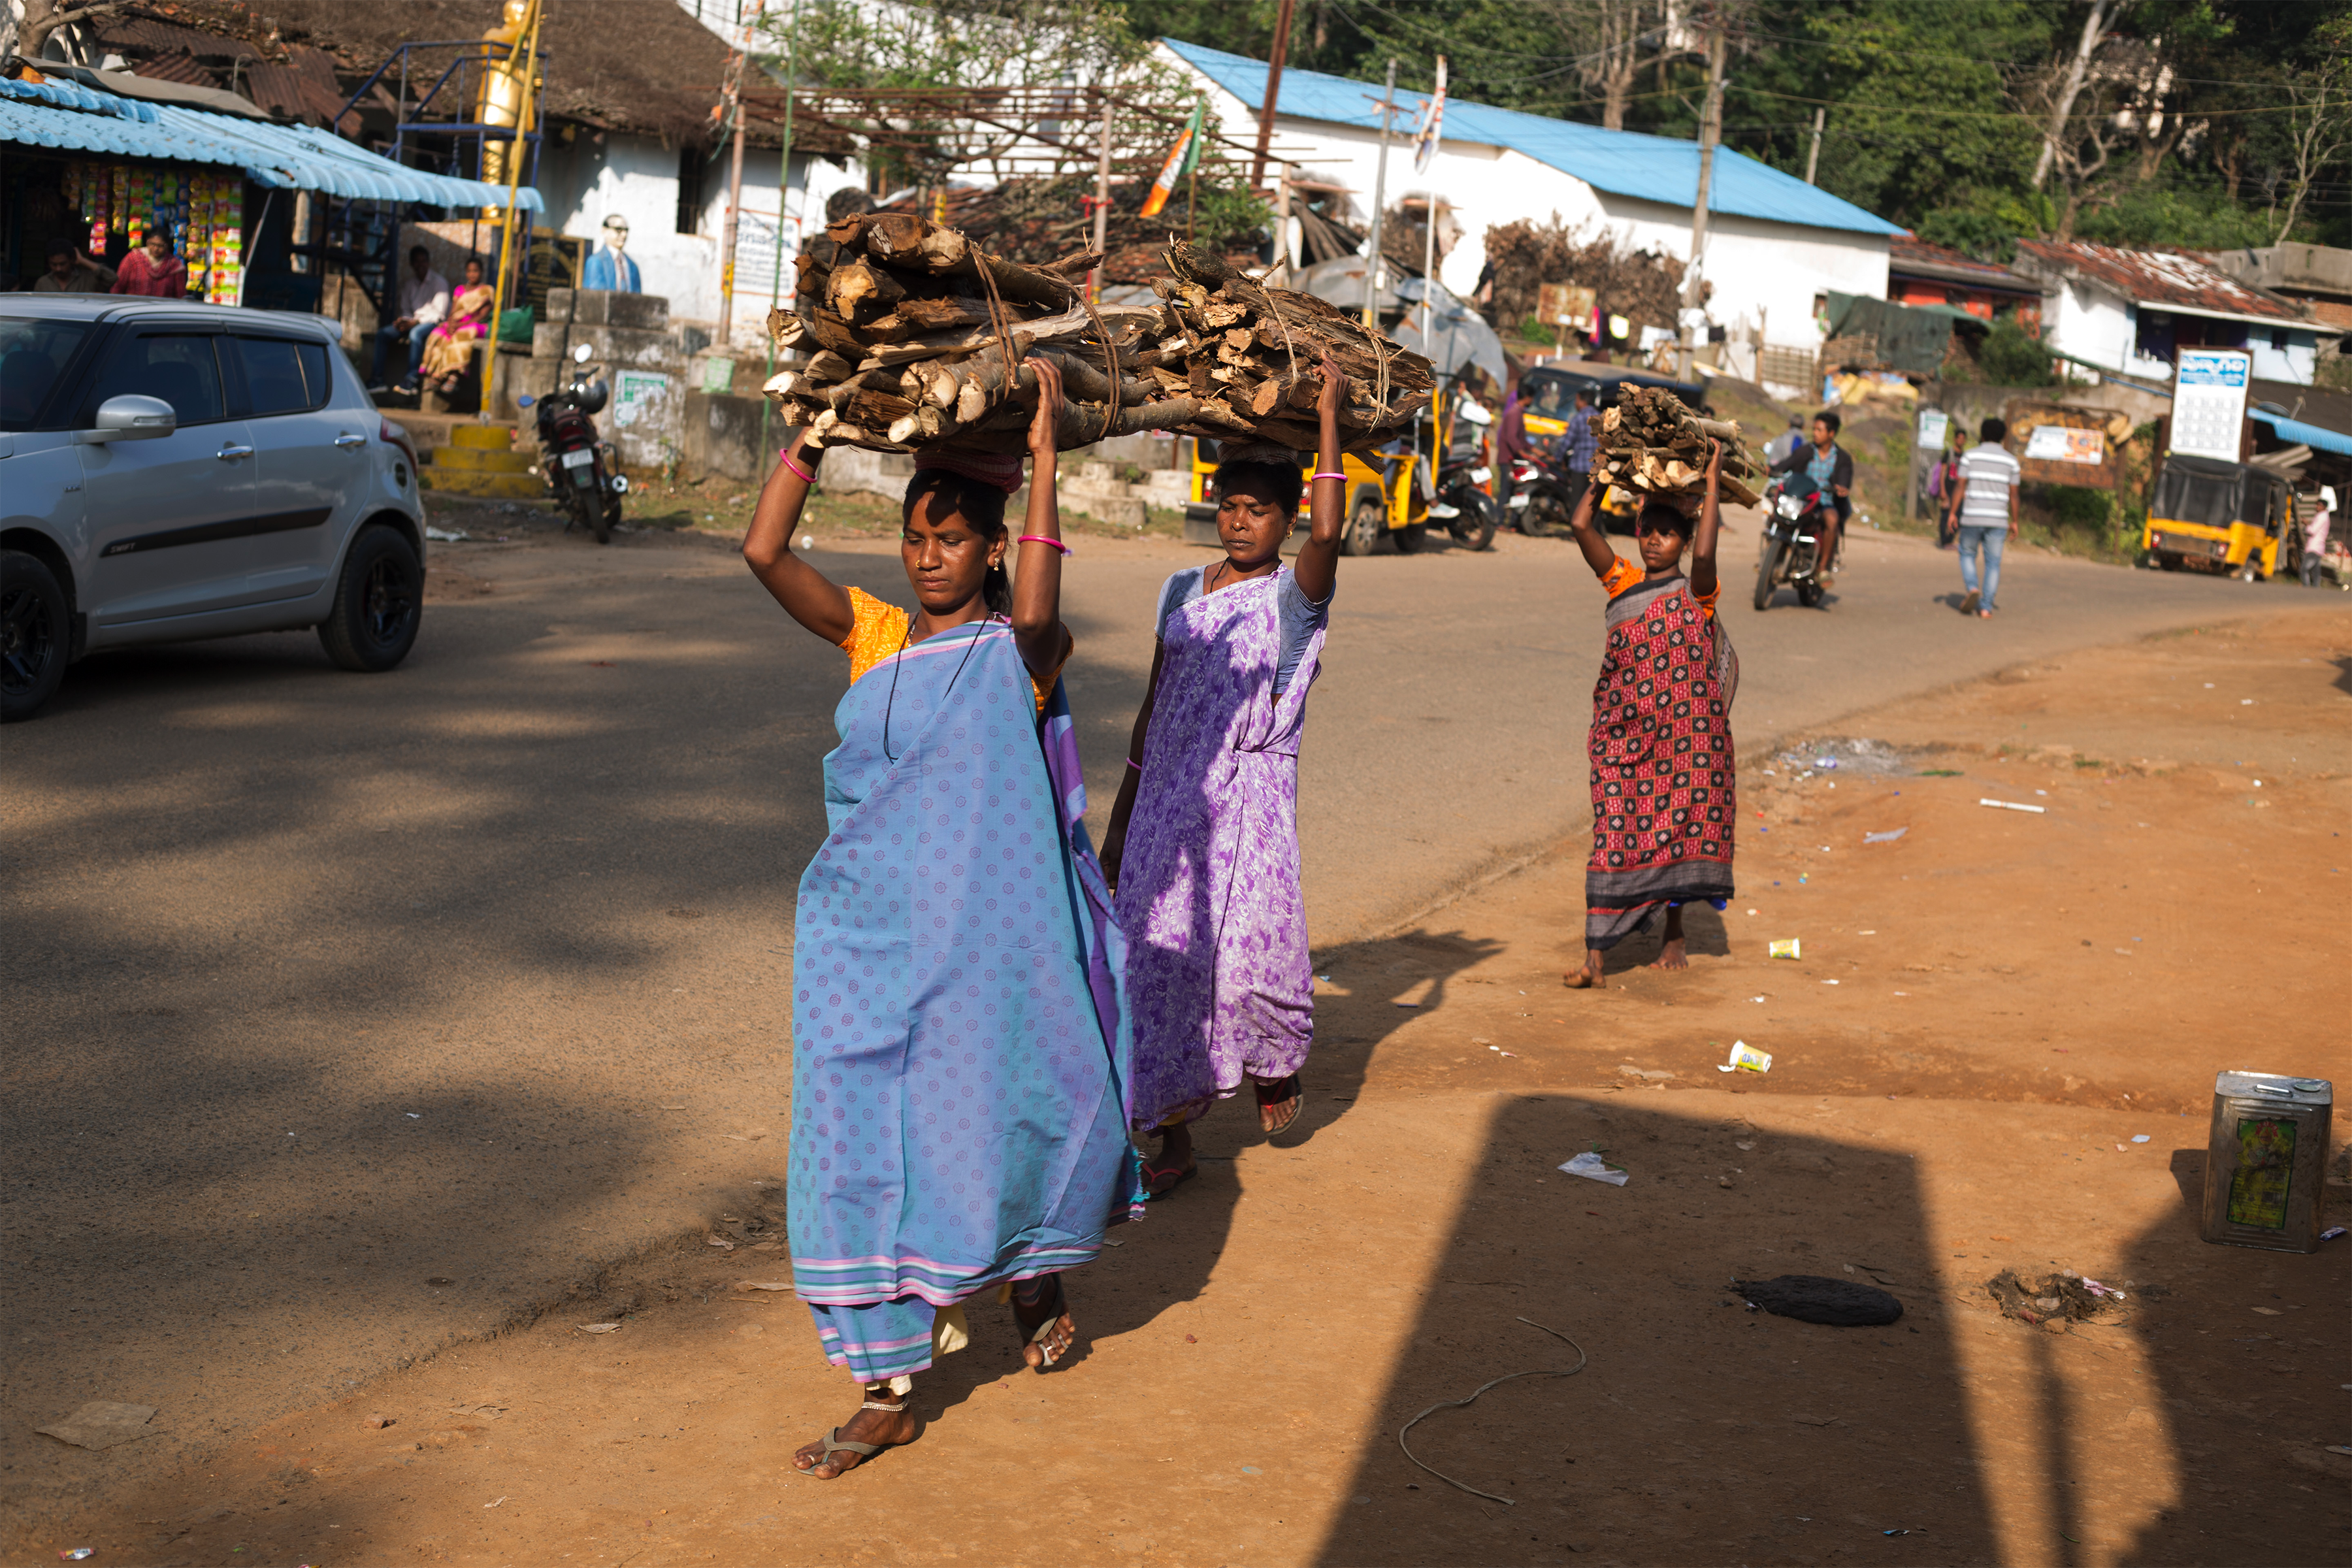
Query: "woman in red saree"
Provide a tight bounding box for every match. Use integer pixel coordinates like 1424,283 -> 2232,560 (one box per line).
1562,441 -> 1737,987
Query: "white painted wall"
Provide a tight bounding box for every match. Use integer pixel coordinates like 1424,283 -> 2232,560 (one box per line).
1169,45 -> 1887,365
2042,280 -> 2324,386
535,131 -> 866,340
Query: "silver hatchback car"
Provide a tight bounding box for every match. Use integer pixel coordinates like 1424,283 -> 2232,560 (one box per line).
1,295 -> 428,720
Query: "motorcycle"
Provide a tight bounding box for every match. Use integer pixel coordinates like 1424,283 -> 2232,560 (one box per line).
1424,446 -> 1499,551
1508,453 -> 1584,539
518,342 -> 627,544
1754,470 -> 1836,610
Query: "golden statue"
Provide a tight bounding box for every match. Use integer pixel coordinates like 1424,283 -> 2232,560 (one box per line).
476,0 -> 540,209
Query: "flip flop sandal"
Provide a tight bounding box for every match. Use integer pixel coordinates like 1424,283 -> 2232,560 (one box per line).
1254,1073 -> 1304,1134
1140,1156 -> 1198,1197
1010,1275 -> 1075,1370
793,1396 -> 907,1477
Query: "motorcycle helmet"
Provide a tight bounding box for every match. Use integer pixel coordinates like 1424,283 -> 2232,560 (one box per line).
576,378 -> 610,416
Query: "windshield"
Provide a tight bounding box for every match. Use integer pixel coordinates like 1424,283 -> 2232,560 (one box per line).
0,318 -> 95,431
2151,457 -> 2242,529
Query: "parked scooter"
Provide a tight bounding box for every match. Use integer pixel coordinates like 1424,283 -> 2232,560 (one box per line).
518,342 -> 627,544
1424,446 -> 1499,551
1754,469 -> 1836,610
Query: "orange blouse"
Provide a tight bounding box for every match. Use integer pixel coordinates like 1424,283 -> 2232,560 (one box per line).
837,586 -> 1062,711
1600,557 -> 1718,619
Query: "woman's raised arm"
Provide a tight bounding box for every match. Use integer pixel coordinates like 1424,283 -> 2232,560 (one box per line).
1292,354 -> 1348,606
1690,437 -> 1723,600
1011,357 -> 1071,680
743,431 -> 855,645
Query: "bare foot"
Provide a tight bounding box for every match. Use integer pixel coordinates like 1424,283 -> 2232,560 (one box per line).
1650,907 -> 1689,969
1563,951 -> 1603,988
1011,1274 -> 1077,1371
791,1387 -> 917,1479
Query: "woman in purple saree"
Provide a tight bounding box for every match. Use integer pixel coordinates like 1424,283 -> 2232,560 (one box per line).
742,362 -> 1140,1479
1102,357 -> 1350,1195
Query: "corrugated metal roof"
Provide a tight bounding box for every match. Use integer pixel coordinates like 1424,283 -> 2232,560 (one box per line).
0,76 -> 540,210
2251,409 -> 2352,457
1889,236 -> 2036,291
2016,239 -> 2304,327
1163,39 -> 1900,238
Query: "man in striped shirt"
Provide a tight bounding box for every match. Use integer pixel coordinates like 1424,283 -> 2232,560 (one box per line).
1949,417 -> 2021,617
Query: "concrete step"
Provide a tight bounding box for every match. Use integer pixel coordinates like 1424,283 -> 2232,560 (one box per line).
448,423 -> 518,451
419,467 -> 544,500
430,445 -> 536,473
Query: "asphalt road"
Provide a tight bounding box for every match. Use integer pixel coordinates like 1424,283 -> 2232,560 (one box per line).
0,501 -> 2291,1530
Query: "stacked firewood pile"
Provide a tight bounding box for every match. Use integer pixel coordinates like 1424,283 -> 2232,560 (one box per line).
1591,384 -> 1763,508
764,216 -> 1432,457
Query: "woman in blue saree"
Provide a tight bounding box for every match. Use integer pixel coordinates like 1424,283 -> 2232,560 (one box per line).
742,360 -> 1139,1478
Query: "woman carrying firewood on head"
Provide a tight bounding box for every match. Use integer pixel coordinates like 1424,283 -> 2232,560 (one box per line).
1097,355 -> 1350,1196
1561,439 -> 1739,989
741,357 -> 1144,1480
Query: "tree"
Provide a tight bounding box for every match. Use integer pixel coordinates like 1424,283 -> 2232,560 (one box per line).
5,0 -> 131,64
2270,17 -> 2352,242
2030,0 -> 2131,190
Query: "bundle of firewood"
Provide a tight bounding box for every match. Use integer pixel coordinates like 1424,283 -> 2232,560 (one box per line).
763,216 -> 1431,457
1590,384 -> 1763,508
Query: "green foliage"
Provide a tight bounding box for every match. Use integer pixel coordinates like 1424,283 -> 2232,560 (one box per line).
1976,319 -> 2053,387
1123,0 -> 2351,253
2045,485 -> 2115,532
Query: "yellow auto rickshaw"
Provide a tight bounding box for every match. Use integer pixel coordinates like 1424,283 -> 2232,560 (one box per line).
2142,454 -> 2296,579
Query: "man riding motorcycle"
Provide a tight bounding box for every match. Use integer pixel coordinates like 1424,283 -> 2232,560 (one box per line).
1769,409 -> 1852,585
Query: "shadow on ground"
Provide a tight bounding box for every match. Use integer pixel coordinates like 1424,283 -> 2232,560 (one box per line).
1313,1093 -> 2000,1565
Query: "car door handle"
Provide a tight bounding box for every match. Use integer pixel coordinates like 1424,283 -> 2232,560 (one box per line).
333,433 -> 367,448
216,444 -> 255,461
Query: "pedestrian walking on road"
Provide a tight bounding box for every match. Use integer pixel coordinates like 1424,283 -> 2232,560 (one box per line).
2302,485 -> 2335,588
1098,356 -> 1350,1196
741,359 -> 1143,1480
1950,418 -> 2021,617
1561,444 -> 1738,988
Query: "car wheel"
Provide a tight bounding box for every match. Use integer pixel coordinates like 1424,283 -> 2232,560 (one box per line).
318,525 -> 423,673
1342,496 -> 1387,557
1,549 -> 69,721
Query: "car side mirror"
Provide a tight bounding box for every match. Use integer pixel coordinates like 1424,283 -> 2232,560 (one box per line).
75,393 -> 176,444
572,342 -> 593,364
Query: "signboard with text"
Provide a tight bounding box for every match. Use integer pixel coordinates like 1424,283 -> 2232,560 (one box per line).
2170,348 -> 2250,462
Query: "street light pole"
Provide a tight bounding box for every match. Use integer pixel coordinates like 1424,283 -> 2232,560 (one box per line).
715,46 -> 747,346
1088,97 -> 1111,302
1678,8 -> 1725,381
757,0 -> 800,461
1364,57 -> 1396,329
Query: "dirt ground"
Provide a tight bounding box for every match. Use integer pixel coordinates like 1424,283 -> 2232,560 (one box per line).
19,611 -> 2349,1567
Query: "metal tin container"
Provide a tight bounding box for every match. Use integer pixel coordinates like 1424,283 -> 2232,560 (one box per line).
2200,1071 -> 2333,1253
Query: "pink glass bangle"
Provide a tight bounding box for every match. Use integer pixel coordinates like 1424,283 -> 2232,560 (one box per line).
1018,534 -> 1072,555
1311,470 -> 1347,482
779,449 -> 815,484
1124,757 -> 1143,770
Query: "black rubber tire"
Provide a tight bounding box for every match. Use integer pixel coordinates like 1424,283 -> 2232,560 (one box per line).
317,525 -> 423,674
1394,522 -> 1429,553
1446,493 -> 1497,551
1520,483 -> 1573,539
1752,536 -> 1784,612
1341,496 -> 1387,557
1,549 -> 70,721
1797,579 -> 1825,608
595,482 -> 619,545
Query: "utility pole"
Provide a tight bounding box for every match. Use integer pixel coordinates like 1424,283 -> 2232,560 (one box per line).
1088,97 -> 1111,302
757,0 -> 800,461
1677,8 -> 1725,381
1364,57 -> 1396,329
1249,0 -> 1296,189
714,44 -> 748,346
1803,105 -> 1823,185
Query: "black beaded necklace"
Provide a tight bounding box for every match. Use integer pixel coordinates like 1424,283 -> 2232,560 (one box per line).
880,608 -> 992,764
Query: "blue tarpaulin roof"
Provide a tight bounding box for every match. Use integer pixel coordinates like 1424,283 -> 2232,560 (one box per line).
2251,409 -> 2352,457
1164,39 -> 1899,238
0,75 -> 540,210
